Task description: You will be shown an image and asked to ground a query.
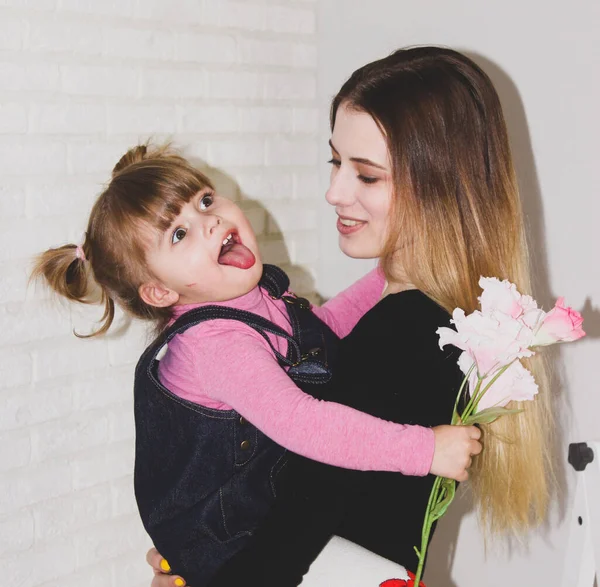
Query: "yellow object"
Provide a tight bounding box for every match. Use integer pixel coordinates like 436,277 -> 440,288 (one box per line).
159,558 -> 171,572
175,579 -> 185,587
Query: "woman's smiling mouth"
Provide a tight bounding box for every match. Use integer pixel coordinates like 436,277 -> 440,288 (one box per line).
337,215 -> 366,235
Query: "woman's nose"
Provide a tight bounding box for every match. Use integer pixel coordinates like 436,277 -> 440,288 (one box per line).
325,172 -> 354,207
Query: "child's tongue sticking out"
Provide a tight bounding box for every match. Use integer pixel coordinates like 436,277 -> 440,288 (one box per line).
218,239 -> 256,269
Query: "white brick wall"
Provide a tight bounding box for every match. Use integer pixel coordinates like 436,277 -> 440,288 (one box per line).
1,1 -> 319,585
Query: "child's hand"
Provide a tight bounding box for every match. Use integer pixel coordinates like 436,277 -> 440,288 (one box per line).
146,547 -> 187,587
430,424 -> 482,482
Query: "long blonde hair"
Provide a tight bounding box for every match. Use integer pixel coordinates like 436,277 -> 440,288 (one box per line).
332,46 -> 553,535
31,142 -> 213,336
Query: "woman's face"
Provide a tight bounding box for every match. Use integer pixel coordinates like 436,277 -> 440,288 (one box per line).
326,104 -> 393,259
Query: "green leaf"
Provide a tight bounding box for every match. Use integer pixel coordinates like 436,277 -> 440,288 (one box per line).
430,478 -> 456,520
462,406 -> 524,425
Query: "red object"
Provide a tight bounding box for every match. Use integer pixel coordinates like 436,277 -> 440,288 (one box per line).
379,572 -> 426,587
407,571 -> 427,587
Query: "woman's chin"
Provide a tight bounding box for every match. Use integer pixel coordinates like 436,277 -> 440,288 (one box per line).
338,238 -> 379,260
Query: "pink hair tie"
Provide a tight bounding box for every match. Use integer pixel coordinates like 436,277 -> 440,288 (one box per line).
75,245 -> 86,262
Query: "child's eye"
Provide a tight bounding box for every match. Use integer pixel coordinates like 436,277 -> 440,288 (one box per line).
358,175 -> 379,185
199,193 -> 214,211
171,227 -> 187,244
327,158 -> 341,167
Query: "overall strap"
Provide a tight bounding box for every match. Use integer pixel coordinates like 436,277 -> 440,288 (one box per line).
150,305 -> 302,367
260,264 -> 327,369
258,264 -> 290,299
138,264 -> 301,370
137,264 -> 333,378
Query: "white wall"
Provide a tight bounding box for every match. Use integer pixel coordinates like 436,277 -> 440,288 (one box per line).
316,1 -> 600,586
0,1 -> 318,586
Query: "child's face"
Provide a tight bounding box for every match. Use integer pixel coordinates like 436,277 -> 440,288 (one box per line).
141,189 -> 263,307
325,105 -> 394,260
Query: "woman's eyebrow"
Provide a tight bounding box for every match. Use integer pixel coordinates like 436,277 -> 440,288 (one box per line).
350,157 -> 387,170
328,139 -> 387,170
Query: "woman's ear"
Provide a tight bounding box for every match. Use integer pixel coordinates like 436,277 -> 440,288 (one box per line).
139,282 -> 180,308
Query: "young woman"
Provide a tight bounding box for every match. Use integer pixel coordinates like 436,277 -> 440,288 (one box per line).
147,45 -> 553,586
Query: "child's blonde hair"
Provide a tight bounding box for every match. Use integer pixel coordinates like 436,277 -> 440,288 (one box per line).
332,46 -> 554,536
31,142 -> 213,336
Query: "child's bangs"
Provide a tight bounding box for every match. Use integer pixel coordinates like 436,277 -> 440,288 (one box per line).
134,164 -> 213,233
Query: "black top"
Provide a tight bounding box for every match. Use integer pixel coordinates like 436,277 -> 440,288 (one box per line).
330,290 -> 463,566
209,289 -> 464,586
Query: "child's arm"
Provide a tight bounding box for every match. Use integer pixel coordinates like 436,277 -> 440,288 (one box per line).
185,326 -> 475,478
310,267 -> 385,339
212,332 -> 430,474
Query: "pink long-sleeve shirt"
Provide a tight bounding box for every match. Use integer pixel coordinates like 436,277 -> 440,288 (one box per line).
158,268 -> 434,476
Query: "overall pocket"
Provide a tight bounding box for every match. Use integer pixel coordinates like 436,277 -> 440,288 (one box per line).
218,433 -> 286,540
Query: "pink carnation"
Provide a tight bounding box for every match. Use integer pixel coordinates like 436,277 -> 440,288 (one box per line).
478,277 -> 545,330
437,307 -> 533,376
458,353 -> 538,410
532,297 -> 586,346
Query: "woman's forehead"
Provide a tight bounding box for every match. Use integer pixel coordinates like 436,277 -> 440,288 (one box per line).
331,105 -> 389,167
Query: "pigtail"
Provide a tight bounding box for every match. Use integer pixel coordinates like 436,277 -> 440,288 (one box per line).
30,241 -> 116,338
31,244 -> 91,304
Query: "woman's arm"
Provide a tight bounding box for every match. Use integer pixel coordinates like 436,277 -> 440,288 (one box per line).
311,267 -> 385,338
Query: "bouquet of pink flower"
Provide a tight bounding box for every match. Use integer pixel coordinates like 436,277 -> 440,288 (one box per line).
410,277 -> 586,586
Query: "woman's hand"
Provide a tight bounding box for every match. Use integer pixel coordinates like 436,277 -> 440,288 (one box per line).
147,547 -> 187,587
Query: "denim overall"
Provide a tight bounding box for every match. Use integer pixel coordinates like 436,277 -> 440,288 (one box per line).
133,264 -> 340,586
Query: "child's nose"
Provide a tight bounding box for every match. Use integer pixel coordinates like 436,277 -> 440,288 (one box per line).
207,215 -> 222,235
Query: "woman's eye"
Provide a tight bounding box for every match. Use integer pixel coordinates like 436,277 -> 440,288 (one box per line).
327,158 -> 341,167
171,227 -> 187,244
358,175 -> 378,185
199,193 -> 214,211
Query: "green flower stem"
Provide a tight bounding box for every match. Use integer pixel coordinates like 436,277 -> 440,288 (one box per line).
412,360 -> 515,585
413,475 -> 443,585
460,361 -> 514,422
451,363 -> 475,424
459,377 -> 482,423
471,362 -> 513,413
